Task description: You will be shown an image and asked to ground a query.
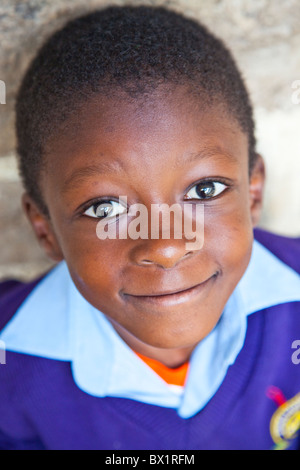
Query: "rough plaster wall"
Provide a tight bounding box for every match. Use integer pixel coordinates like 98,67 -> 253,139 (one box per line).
0,0 -> 299,280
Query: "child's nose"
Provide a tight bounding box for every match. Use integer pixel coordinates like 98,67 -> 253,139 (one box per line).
129,239 -> 194,270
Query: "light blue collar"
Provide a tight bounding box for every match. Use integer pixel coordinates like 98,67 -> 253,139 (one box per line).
1,240 -> 300,418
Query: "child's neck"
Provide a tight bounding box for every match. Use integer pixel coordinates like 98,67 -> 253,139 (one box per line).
134,345 -> 192,369
110,319 -> 194,368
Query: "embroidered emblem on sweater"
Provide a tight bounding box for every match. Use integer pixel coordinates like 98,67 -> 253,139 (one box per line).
267,386 -> 300,450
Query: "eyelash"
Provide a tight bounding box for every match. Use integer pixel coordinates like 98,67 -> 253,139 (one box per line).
184,179 -> 229,201
80,179 -> 231,219
82,198 -> 127,219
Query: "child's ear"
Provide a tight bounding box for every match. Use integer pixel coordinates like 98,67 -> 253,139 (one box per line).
249,154 -> 265,227
21,193 -> 64,262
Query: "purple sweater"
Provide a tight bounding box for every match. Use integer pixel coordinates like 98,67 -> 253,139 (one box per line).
0,228 -> 299,450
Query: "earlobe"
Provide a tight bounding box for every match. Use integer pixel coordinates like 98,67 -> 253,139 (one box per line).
21,193 -> 64,262
249,154 -> 265,227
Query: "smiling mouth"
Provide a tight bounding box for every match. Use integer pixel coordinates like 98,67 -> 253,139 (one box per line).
122,273 -> 219,307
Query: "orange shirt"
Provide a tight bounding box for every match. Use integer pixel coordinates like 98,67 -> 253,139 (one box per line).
135,351 -> 189,387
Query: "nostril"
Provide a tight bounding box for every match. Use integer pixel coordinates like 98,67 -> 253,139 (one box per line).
131,241 -> 196,270
140,250 -> 194,267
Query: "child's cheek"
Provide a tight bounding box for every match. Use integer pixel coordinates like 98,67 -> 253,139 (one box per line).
204,200 -> 254,277
64,237 -> 127,296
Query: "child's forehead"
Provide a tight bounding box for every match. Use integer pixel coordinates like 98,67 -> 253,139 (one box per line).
43,87 -> 249,203
46,85 -> 247,161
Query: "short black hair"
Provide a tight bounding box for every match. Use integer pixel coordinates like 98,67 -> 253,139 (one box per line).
16,5 -> 256,216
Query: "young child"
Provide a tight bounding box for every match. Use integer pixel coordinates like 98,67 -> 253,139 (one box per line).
0,5 -> 299,451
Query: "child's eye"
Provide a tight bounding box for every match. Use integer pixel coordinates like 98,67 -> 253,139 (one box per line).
185,181 -> 227,200
84,200 -> 127,219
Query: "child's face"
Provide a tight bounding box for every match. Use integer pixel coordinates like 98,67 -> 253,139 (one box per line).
24,85 -> 264,364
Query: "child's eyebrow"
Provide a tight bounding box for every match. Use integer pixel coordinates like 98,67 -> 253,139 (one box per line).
61,146 -> 238,194
62,159 -> 126,194
177,146 -> 239,168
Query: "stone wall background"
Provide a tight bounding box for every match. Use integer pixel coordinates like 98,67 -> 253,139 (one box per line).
0,0 -> 299,281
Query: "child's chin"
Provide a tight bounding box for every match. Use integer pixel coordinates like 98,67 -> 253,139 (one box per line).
133,317 -> 219,351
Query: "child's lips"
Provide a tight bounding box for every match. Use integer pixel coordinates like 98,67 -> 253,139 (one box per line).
122,272 -> 219,307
